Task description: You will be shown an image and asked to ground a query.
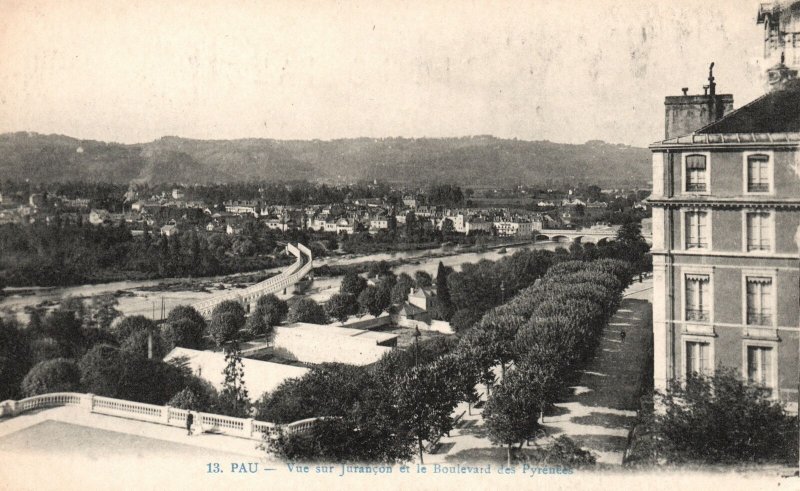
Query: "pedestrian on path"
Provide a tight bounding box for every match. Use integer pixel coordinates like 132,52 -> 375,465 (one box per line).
186,411 -> 194,436
620,329 -> 626,343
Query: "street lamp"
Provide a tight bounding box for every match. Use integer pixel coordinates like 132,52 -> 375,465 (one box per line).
413,326 -> 421,367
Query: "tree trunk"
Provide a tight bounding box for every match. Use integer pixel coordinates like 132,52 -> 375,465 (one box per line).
501,362 -> 506,379
467,402 -> 471,416
418,435 -> 424,464
507,444 -> 512,467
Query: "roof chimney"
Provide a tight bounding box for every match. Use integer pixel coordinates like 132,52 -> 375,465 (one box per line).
708,62 -> 716,97
663,63 -> 734,139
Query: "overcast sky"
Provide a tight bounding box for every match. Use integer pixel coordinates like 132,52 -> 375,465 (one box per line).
0,0 -> 771,147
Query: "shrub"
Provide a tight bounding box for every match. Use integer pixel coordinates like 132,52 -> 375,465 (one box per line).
79,344 -> 124,396
652,369 -> 798,465
168,387 -> 201,410
21,358 -> 82,396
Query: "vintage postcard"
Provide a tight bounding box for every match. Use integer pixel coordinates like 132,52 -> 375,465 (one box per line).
0,0 -> 797,489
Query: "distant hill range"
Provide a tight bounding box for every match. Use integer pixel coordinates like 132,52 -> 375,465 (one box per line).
0,132 -> 651,187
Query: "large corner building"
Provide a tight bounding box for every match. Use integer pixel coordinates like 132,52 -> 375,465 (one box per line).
650,2 -> 800,410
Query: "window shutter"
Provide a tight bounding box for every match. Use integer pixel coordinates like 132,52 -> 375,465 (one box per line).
686,155 -> 707,170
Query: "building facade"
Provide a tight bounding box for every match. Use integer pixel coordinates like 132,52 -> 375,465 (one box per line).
650,5 -> 800,410
492,219 -> 533,237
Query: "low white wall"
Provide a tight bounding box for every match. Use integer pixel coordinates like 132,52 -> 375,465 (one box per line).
393,316 -> 454,334
0,392 -> 315,441
273,328 -> 392,365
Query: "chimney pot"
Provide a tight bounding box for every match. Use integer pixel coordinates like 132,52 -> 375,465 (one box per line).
681,87 -> 689,95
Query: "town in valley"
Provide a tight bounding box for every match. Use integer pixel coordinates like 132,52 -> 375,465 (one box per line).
0,1 -> 799,488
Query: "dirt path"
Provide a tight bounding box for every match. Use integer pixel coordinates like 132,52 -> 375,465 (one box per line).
425,279 -> 653,465
533,280 -> 653,464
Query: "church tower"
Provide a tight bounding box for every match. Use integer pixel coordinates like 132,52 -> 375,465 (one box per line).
758,1 -> 800,90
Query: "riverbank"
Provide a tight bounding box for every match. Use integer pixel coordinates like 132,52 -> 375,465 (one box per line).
0,239 -> 560,321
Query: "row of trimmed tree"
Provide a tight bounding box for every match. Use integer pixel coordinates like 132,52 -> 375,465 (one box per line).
478,259 -> 632,464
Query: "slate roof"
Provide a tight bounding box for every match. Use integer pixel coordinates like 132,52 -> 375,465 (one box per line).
653,81 -> 800,146
696,82 -> 800,134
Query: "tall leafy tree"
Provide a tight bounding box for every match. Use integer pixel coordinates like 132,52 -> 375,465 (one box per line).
166,305 -> 207,334
37,309 -> 86,358
79,344 -> 124,397
0,319 -> 32,400
287,297 -> 327,324
390,273 -> 415,305
395,363 -> 459,464
245,294 -> 287,338
340,271 -> 367,297
120,329 -> 168,359
434,261 -> 453,320
209,300 -> 246,346
21,358 -> 82,397
483,370 -> 542,466
651,369 -> 798,465
255,294 -> 289,326
112,315 -> 157,344
357,286 -> 386,317
217,344 -> 250,417
325,293 -> 359,324
413,270 -> 432,288
161,318 -> 206,350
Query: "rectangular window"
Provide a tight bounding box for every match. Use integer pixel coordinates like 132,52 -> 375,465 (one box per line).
685,155 -> 707,192
686,341 -> 711,376
746,212 -> 772,252
685,274 -> 710,322
793,34 -> 800,66
685,211 -> 709,249
747,155 -> 770,193
746,277 -> 773,326
746,346 -> 774,394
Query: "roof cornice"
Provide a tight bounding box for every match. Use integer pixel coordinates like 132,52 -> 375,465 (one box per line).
648,197 -> 800,209
650,132 -> 800,150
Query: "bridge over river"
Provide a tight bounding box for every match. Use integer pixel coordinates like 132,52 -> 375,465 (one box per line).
192,243 -> 313,318
535,227 -> 652,245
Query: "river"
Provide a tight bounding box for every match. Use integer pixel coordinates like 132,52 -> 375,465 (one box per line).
0,241 -> 562,322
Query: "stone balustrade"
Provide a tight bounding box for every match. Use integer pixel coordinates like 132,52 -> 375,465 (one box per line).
0,392 -> 315,441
